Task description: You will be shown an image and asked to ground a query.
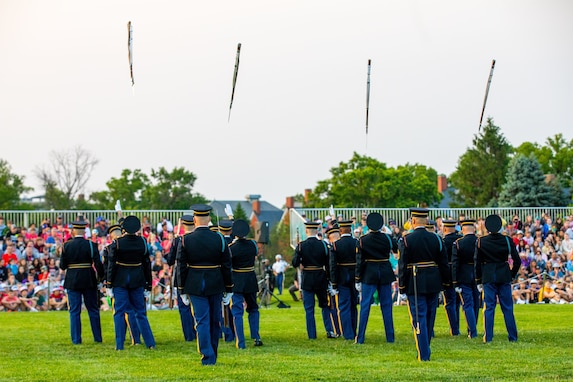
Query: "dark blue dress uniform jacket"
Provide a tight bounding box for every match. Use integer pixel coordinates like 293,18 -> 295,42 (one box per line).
107,235 -> 152,290
176,227 -> 233,296
61,237 -> 104,290
356,231 -> 398,285
292,236 -> 329,291
398,227 -> 451,295
229,238 -> 259,294
101,241 -> 116,285
452,234 -> 477,285
167,236 -> 182,288
329,235 -> 358,288
475,233 -> 521,284
443,232 -> 462,264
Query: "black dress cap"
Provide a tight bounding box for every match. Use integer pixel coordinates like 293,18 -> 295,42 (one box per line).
366,212 -> 384,231
232,219 -> 250,238
122,215 -> 141,234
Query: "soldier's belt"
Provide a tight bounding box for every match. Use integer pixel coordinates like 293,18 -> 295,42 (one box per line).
407,261 -> 437,269
464,262 -> 474,265
187,264 -> 221,269
68,263 -> 92,269
233,267 -> 255,273
117,262 -> 142,267
303,266 -> 324,271
337,262 -> 356,267
365,259 -> 389,263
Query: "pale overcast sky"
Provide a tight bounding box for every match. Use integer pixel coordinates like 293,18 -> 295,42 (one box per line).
1,0 -> 572,208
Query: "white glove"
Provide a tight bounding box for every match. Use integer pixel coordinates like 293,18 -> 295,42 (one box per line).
144,290 -> 151,299
222,292 -> 233,305
180,293 -> 190,306
327,283 -> 338,296
115,200 -> 122,212
329,205 -> 335,217
355,282 -> 362,293
106,288 -> 114,298
224,204 -> 234,219
477,284 -> 484,293
455,287 -> 462,294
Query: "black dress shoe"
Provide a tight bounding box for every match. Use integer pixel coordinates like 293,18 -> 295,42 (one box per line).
326,332 -> 338,339
254,339 -> 263,346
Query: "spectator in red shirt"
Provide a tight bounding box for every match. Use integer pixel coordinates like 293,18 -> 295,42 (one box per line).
2,242 -> 19,265
2,285 -> 21,311
49,286 -> 67,311
25,226 -> 39,241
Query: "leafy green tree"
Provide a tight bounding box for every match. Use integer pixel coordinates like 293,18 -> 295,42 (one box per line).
449,118 -> 513,207
305,152 -> 441,207
514,133 -> 573,187
141,167 -> 207,209
0,159 -> 32,209
43,179 -> 73,210
498,154 -> 568,207
90,169 -> 149,209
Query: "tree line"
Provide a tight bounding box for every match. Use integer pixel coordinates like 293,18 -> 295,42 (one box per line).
0,118 -> 572,210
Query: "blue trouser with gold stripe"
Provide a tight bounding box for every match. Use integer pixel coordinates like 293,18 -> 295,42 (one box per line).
231,292 -> 260,349
67,288 -> 102,344
483,282 -> 517,343
443,286 -> 460,335
302,289 -> 333,339
407,292 -> 438,361
459,283 -> 479,338
113,287 -> 155,350
190,294 -> 222,365
336,284 -> 357,340
357,282 -> 394,343
177,293 -> 196,341
126,304 -> 141,344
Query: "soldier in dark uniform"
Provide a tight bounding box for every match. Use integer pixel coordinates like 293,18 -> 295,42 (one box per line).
166,215 -> 196,342
452,219 -> 479,339
355,213 -> 398,344
475,214 -> 521,343
107,215 -> 156,350
335,220 -> 359,338
442,220 -> 462,336
229,219 -> 263,349
218,219 -> 235,343
425,220 -> 437,232
398,208 -> 450,361
177,205 -> 233,366
324,224 -> 342,338
60,218 -> 104,345
292,221 -> 335,339
103,223 -> 141,346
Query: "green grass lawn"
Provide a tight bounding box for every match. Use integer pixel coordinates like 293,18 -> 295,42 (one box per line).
1,295 -> 572,381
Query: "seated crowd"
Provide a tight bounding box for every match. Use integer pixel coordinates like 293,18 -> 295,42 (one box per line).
0,214 -> 175,312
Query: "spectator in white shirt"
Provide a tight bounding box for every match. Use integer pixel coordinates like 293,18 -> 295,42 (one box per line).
272,254 -> 289,295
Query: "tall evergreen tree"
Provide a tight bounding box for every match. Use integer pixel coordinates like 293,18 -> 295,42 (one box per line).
514,133 -> 573,188
449,118 -> 513,207
498,154 -> 567,207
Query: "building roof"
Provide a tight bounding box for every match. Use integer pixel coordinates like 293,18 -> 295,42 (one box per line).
209,199 -> 284,230
436,187 -> 456,208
